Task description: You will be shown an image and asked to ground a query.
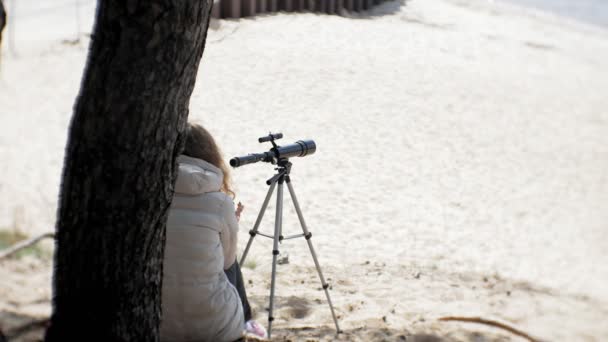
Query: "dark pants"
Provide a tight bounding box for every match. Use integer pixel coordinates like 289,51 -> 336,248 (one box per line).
224,261 -> 252,322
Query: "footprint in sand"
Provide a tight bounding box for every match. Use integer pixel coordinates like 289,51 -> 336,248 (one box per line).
285,297 -> 311,319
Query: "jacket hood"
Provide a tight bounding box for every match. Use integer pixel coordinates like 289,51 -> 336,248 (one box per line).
174,155 -> 223,195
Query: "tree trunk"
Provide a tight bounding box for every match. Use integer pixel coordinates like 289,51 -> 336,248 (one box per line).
45,1 -> 213,341
0,0 -> 6,48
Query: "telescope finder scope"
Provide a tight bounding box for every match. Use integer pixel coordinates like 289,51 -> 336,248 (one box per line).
258,133 -> 283,143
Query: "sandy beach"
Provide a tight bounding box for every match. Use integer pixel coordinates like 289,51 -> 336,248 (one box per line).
1,0 -> 608,340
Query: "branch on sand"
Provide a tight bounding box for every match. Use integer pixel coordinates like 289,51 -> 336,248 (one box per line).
0,232 -> 54,260
439,316 -> 546,342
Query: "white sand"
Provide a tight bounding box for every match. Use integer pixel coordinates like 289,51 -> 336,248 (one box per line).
1,0 -> 608,340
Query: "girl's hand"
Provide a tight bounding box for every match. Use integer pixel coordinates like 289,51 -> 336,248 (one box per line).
235,202 -> 244,222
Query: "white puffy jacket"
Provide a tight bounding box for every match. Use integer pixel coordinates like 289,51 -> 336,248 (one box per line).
160,155 -> 244,342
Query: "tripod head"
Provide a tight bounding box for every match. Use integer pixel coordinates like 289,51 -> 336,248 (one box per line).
266,159 -> 293,185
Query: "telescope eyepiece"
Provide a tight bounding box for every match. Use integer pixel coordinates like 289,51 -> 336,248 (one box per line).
229,157 -> 242,168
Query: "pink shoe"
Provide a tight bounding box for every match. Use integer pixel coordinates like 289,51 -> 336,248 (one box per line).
245,320 -> 268,339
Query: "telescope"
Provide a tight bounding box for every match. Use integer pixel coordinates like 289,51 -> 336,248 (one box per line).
234,132 -> 340,338
229,133 -> 316,168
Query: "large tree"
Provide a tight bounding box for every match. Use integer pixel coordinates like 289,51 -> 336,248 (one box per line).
45,1 -> 213,341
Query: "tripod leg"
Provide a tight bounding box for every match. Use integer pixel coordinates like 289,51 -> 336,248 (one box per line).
286,180 -> 341,334
240,181 -> 277,265
267,178 -> 284,338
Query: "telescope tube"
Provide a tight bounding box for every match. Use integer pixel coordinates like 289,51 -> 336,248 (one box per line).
229,139 -> 316,168
273,140 -> 316,159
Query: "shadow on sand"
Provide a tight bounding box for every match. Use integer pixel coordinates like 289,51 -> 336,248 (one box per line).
1,310 -> 512,342
0,310 -> 48,342
268,324 -> 512,341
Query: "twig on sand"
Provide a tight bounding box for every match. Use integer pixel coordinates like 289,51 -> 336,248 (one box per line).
0,232 -> 54,260
439,316 -> 545,342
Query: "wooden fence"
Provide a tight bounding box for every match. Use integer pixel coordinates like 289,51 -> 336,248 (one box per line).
211,0 -> 388,18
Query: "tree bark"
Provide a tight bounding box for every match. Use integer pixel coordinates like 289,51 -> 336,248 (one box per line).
45,1 -> 213,341
0,0 -> 6,48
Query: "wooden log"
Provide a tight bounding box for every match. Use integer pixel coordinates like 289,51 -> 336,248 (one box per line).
283,0 -> 288,11
345,0 -> 354,12
211,1 -> 221,18
268,0 -> 278,12
221,0 -> 241,18
305,0 -> 311,11
182,0 -> 385,19
326,0 -> 335,14
221,0 -> 228,18
355,0 -> 362,11
284,0 -> 293,12
243,0 -> 256,16
335,0 -> 343,14
231,0 -> 241,17
257,0 -> 267,13
315,0 -> 323,13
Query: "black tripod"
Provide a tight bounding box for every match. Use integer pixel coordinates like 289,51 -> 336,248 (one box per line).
239,159 -> 341,338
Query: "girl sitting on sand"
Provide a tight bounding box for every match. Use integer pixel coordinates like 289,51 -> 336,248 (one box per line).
160,123 -> 267,342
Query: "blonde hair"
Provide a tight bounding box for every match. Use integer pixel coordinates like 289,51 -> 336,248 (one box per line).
183,123 -> 235,198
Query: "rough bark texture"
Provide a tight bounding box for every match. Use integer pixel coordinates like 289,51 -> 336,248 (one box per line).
46,1 -> 213,341
0,0 -> 6,48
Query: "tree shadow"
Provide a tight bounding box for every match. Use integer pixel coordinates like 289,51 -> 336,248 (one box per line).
269,324 -> 511,341
0,309 -> 514,341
